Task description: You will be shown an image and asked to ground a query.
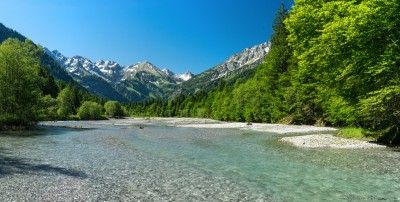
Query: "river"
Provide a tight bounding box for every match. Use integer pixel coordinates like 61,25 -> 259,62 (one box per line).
0,120 -> 399,201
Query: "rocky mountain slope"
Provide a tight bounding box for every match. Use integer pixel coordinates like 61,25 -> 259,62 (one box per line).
172,42 -> 271,96
45,41 -> 269,102
44,48 -> 193,102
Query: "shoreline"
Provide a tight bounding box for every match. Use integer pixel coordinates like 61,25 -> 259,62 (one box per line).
280,134 -> 386,149
142,117 -> 338,134
139,117 -> 386,149
42,117 -> 386,149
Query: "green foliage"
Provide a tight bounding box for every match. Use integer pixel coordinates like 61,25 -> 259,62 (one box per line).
79,75 -> 128,102
0,36 -> 112,128
0,23 -> 25,43
77,101 -> 104,120
0,38 -> 42,127
1,22 -> 77,85
323,96 -> 358,126
285,0 -> 400,143
359,86 -> 400,144
38,95 -> 58,120
57,86 -> 76,119
0,22 -> 124,128
104,101 -> 124,117
286,0 -> 400,112
337,127 -> 372,140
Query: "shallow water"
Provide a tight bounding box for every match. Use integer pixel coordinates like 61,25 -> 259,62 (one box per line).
0,120 -> 399,201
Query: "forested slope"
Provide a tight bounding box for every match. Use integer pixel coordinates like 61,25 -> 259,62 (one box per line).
0,24 -> 120,128
0,23 -> 75,84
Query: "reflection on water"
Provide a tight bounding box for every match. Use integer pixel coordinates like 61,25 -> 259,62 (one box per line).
0,120 -> 399,201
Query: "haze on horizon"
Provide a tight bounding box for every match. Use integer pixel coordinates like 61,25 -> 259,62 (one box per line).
0,0 -> 294,74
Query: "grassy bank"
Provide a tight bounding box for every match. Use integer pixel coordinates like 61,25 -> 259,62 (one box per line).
337,127 -> 375,141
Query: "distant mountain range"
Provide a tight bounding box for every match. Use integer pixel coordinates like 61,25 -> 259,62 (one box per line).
45,41 -> 270,102
1,22 -> 270,102
44,48 -> 194,102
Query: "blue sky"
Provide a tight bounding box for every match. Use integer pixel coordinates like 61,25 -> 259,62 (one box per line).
0,0 -> 294,74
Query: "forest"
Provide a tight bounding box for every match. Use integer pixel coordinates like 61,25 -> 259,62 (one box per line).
0,38 -> 124,129
127,0 -> 400,145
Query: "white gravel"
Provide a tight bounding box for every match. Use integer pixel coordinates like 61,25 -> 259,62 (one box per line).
141,117 -> 338,134
280,134 -> 386,149
135,118 -> 384,149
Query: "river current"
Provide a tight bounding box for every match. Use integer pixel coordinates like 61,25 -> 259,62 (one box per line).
0,120 -> 399,201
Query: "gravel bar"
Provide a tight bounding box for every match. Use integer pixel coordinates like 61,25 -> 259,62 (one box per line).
280,134 -> 386,149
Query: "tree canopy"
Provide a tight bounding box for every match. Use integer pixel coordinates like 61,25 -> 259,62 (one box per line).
0,38 -> 42,127
0,38 -> 109,129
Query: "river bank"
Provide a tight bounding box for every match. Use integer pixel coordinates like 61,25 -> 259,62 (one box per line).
136,117 -> 338,134
7,119 -> 397,201
42,117 -> 386,149
143,118 -> 385,149
280,134 -> 386,149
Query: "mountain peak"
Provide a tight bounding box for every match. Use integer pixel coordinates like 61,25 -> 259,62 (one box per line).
43,41 -> 268,102
44,48 -> 68,65
95,60 -> 120,69
135,60 -> 162,72
173,71 -> 194,82
212,42 -> 271,80
162,68 -> 175,77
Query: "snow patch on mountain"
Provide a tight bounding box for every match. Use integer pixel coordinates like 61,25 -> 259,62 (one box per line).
211,42 -> 271,80
174,71 -> 194,82
44,48 -> 194,85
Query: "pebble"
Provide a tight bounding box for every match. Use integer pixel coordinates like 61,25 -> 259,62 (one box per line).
280,134 -> 386,149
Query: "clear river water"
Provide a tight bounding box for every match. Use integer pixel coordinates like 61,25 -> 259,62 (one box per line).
0,120 -> 399,201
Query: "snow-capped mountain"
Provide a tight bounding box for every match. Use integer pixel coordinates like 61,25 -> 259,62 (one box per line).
174,71 -> 194,82
44,48 -> 193,102
44,48 -> 192,83
44,41 -> 269,102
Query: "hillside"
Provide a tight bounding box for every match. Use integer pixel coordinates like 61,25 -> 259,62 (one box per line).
0,23 -> 76,84
45,49 -> 193,102
172,42 -> 270,96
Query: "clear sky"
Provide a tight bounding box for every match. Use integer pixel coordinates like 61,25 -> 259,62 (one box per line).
0,0 -> 294,74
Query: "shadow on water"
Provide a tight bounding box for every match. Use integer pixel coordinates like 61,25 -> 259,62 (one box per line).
0,148 -> 88,179
389,147 -> 400,152
0,125 -> 94,138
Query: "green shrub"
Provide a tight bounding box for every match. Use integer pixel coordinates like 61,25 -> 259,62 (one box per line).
77,101 -> 104,120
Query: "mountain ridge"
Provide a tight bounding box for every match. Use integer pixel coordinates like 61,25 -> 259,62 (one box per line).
0,23 -> 77,85
44,48 -> 194,102
171,42 -> 271,96
45,48 -> 193,83
45,41 -> 270,102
